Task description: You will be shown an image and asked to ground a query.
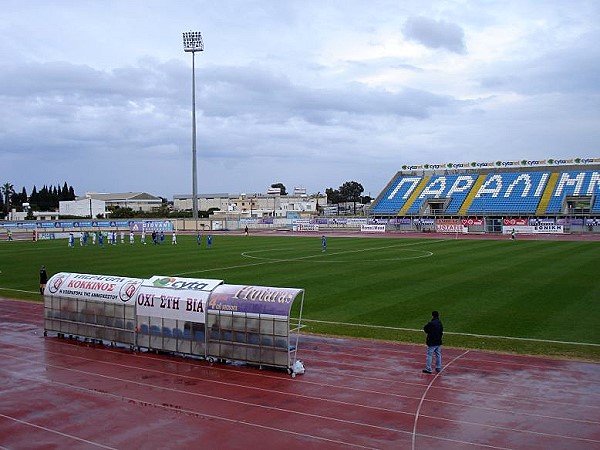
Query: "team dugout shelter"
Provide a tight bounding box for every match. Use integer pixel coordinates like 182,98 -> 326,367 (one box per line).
43,272 -> 305,376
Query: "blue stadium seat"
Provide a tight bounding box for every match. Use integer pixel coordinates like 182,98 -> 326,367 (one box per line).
172,329 -> 184,339
406,174 -> 478,215
221,330 -> 233,341
546,171 -> 600,213
247,333 -> 260,345
370,174 -> 423,214
194,330 -> 205,342
274,337 -> 288,348
261,335 -> 273,346
468,172 -> 548,214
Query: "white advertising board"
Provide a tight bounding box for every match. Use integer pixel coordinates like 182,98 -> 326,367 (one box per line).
45,272 -> 143,304
361,224 -> 386,233
135,275 -> 223,322
293,223 -> 319,232
533,224 -> 564,234
502,225 -> 564,234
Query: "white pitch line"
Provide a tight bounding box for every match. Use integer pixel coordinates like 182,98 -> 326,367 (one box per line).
242,239 -> 441,262
0,287 -> 38,295
302,318 -> 600,347
176,239 -> 442,276
1,284 -> 596,348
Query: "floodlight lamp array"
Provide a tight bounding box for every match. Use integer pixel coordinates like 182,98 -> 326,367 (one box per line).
183,31 -> 204,52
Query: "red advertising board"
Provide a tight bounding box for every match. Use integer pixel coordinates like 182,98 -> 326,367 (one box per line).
503,218 -> 527,226
461,218 -> 484,226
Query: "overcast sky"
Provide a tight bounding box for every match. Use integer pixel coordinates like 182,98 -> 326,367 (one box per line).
1,0 -> 599,200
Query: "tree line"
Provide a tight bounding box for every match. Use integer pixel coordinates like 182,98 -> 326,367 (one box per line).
1,182 -> 76,218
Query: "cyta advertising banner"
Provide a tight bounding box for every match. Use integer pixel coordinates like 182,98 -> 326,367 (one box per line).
136,276 -> 224,322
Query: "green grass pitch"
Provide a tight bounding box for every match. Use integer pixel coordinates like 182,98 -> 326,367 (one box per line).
1,234 -> 598,360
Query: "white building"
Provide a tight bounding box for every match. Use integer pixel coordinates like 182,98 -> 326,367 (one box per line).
84,192 -> 162,212
59,198 -> 106,218
173,193 -> 236,212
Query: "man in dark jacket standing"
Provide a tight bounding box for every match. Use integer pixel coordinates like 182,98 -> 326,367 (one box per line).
39,265 -> 48,295
423,310 -> 443,374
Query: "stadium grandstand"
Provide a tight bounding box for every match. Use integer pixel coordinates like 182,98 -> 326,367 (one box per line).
368,158 -> 600,234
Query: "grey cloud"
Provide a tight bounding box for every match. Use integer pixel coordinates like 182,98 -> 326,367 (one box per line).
198,65 -> 455,124
0,60 -> 187,105
480,35 -> 600,95
402,16 -> 466,54
0,57 -> 460,172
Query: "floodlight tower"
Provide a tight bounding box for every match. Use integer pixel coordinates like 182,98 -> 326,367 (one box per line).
182,31 -> 204,220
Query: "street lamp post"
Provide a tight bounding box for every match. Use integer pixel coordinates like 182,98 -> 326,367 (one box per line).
182,31 -> 204,221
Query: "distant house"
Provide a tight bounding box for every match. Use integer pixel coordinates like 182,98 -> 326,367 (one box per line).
84,192 -> 162,213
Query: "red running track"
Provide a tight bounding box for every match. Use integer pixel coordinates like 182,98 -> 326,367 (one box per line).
1,298 -> 599,449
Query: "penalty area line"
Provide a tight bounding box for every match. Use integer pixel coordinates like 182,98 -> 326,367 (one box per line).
301,319 -> 600,347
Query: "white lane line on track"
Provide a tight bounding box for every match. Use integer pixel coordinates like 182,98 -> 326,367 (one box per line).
0,412 -> 118,450
5,337 -> 600,426
4,330 -> 600,448
5,355 -> 597,450
0,355 -> 386,449
0,372 -> 377,450
9,343 -> 416,415
0,356 -> 525,450
412,350 -> 472,450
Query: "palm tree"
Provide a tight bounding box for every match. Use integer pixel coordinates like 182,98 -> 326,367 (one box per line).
1,182 -> 15,216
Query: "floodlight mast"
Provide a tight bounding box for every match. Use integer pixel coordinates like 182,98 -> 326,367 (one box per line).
183,31 -> 204,221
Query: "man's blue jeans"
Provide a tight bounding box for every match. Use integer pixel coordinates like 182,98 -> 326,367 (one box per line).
426,345 -> 442,372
